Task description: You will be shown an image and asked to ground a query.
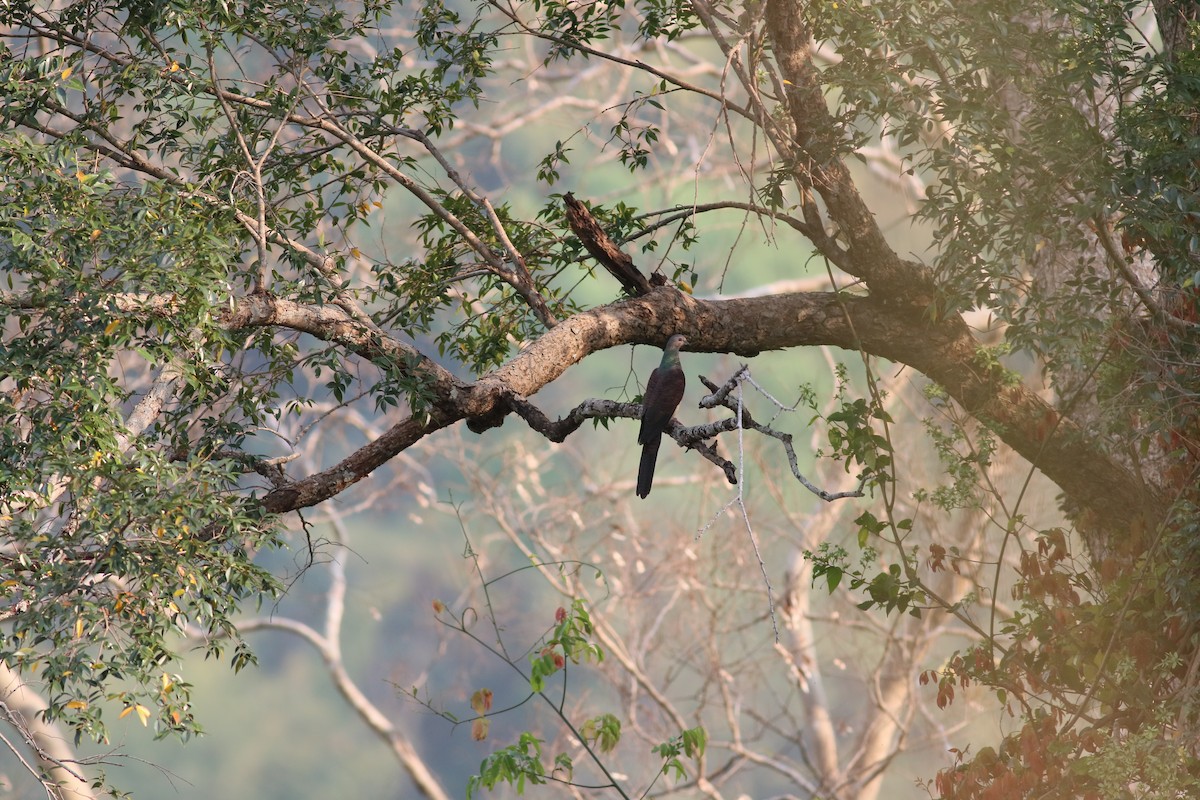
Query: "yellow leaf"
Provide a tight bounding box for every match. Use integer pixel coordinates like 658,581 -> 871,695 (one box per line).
66,700 -> 88,710
104,319 -> 121,336
470,688 -> 493,714
74,617 -> 84,638
471,717 -> 490,741
119,706 -> 134,720
169,61 -> 180,72
75,170 -> 87,182
90,229 -> 101,241
135,704 -> 151,726
350,247 -> 362,259
161,673 -> 174,693
61,67 -> 73,80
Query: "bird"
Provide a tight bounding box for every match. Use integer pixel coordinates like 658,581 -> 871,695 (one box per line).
637,334 -> 687,499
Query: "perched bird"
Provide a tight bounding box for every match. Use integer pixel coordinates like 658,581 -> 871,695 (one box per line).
637,334 -> 687,499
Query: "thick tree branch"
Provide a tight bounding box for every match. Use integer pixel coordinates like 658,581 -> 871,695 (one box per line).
229,283 -> 1157,533
763,0 -> 938,305
13,282 -> 1149,528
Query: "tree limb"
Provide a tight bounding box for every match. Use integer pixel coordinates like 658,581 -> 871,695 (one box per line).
225,283 -> 1157,535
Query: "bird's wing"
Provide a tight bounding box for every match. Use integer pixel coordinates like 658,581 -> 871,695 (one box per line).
638,364 -> 685,445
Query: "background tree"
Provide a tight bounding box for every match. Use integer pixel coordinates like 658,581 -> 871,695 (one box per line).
1,0 -> 1198,798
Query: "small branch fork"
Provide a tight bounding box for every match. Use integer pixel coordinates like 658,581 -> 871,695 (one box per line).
685,364 -> 862,642
506,363 -> 863,503
698,367 -> 866,502
507,394 -> 736,484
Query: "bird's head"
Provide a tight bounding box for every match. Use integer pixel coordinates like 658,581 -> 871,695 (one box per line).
665,334 -> 687,351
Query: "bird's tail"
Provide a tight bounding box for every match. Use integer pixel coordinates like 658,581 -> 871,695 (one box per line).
636,436 -> 660,498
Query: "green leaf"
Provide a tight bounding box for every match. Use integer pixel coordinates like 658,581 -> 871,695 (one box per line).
825,566 -> 844,593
